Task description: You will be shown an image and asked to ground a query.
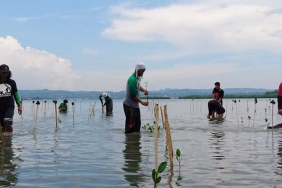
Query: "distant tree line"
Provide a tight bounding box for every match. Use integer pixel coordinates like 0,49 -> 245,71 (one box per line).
179,90 -> 278,99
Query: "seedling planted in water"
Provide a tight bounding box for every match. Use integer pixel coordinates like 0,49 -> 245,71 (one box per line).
152,161 -> 167,188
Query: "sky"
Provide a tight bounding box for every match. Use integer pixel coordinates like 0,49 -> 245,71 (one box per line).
0,0 -> 282,91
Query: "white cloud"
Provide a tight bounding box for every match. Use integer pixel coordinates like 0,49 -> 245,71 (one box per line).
0,35 -> 280,91
103,0 -> 282,53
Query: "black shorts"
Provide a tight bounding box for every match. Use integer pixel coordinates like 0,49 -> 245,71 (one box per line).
278,96 -> 282,110
0,108 -> 14,127
123,103 -> 141,134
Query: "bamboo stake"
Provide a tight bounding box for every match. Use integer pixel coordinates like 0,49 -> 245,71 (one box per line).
164,105 -> 173,168
53,100 -> 58,128
253,98 -> 257,127
160,106 -> 165,128
44,101 -> 47,116
34,101 -> 40,134
72,102 -> 75,125
154,104 -> 159,174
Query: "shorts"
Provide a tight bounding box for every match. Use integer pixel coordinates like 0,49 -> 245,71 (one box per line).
278,96 -> 282,110
0,108 -> 14,127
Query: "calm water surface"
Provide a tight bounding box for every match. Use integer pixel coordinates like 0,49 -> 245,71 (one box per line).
1,98 -> 282,187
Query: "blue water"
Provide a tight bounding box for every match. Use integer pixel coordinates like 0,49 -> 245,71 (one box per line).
1,98 -> 282,187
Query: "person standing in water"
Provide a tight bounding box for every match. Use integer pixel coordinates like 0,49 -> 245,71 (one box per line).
58,99 -> 68,113
0,64 -> 22,133
99,92 -> 113,113
278,82 -> 282,115
212,82 -> 224,106
123,63 -> 149,134
207,99 -> 225,119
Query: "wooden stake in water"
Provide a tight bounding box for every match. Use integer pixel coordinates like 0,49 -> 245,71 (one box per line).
160,106 -> 165,128
154,104 -> 159,174
44,101 -> 47,116
72,102 -> 75,125
270,100 -> 276,129
253,98 -> 257,127
164,105 -> 173,169
234,100 -> 239,125
53,100 -> 58,128
34,101 -> 40,134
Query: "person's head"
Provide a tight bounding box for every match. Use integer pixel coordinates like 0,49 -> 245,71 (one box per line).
214,82 -> 220,89
0,64 -> 12,80
135,63 -> 146,77
102,92 -> 108,98
63,99 -> 68,104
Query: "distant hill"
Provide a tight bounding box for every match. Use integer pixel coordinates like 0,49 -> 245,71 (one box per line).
19,88 -> 275,100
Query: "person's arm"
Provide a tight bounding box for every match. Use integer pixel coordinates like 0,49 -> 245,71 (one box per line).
140,86 -> 149,95
58,103 -> 63,109
128,77 -> 148,106
12,81 -> 22,115
13,91 -> 21,107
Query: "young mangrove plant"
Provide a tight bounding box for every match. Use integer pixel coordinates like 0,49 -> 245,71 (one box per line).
142,121 -> 161,133
152,161 -> 167,188
234,100 -> 239,125
253,98 -> 257,127
270,100 -> 276,128
248,116 -> 251,126
265,118 -> 270,127
175,149 -> 183,186
176,149 -> 182,167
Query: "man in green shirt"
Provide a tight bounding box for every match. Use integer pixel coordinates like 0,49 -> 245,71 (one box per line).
99,92 -> 113,114
0,64 -> 22,133
123,63 -> 149,134
59,99 -> 68,113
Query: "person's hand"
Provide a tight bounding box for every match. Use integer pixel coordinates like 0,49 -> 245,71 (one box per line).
18,105 -> 22,115
141,101 -> 149,106
144,90 -> 149,95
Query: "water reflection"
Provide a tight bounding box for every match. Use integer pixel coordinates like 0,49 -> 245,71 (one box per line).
209,131 -> 225,161
277,138 -> 282,169
0,136 -> 18,186
122,133 -> 144,187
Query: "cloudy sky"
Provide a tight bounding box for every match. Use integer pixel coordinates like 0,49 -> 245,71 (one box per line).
0,0 -> 282,91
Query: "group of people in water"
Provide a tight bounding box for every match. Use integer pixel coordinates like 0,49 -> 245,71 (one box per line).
0,63 -> 282,134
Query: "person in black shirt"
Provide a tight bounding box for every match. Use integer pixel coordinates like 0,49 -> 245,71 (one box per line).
207,100 -> 225,119
212,82 -> 224,106
0,64 -> 22,133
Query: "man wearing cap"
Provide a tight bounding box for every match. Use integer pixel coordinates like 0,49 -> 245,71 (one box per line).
99,92 -> 113,114
0,64 -> 22,133
123,63 -> 149,134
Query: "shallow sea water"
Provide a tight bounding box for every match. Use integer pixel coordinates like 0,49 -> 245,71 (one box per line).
1,98 -> 282,187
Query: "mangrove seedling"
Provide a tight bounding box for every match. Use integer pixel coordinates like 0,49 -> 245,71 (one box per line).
58,118 -> 62,124
241,117 -> 243,124
248,116 -> 251,126
265,118 -> 270,126
152,161 -> 167,188
176,149 -> 182,186
176,149 -> 182,167
253,98 -> 257,127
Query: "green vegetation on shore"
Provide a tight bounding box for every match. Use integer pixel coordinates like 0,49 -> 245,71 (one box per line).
179,90 -> 278,99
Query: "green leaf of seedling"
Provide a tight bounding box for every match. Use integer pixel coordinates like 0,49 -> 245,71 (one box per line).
156,177 -> 161,184
265,118 -> 268,122
177,176 -> 182,181
158,161 -> 167,173
176,149 -> 181,158
248,116 -> 251,119
152,169 -> 156,182
158,126 -> 160,131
